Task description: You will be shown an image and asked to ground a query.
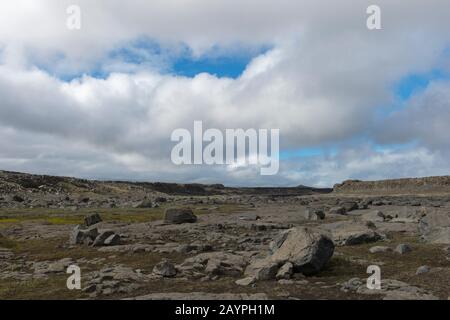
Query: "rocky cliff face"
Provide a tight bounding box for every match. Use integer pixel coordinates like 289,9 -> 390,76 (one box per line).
333,176 -> 450,195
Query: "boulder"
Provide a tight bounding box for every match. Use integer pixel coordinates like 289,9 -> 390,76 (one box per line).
303,208 -> 325,220
235,277 -> 256,286
104,234 -> 121,246
93,230 -> 116,247
329,206 -> 346,215
164,208 -> 197,224
134,199 -> 155,208
84,213 -> 102,227
369,246 -> 391,253
419,212 -> 450,244
270,227 -> 334,275
361,210 -> 385,222
340,201 -> 358,212
394,243 -> 412,254
153,260 -> 177,277
244,258 -> 279,280
321,221 -> 382,246
69,225 -> 99,245
416,265 -> 430,275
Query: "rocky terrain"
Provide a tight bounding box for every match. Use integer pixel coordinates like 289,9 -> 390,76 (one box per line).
0,170 -> 449,300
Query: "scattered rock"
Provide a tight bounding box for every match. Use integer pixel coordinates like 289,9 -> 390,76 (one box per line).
104,234 -> 121,246
321,221 -> 382,246
84,213 -> 102,226
369,246 -> 391,254
128,292 -> 268,300
239,213 -> 260,221
69,225 -> 99,245
303,208 -> 325,220
341,278 -> 438,300
235,277 -> 256,286
419,212 -> 450,244
395,244 -> 412,254
12,195 -> 24,202
416,265 -> 430,275
361,210 -> 385,222
93,231 -> 116,247
329,206 -> 346,215
164,208 -> 197,224
153,260 -> 177,277
244,258 -> 279,280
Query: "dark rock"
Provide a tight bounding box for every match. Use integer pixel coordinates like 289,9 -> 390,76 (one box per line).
164,208 -> 197,224
84,213 -> 102,226
93,231 -> 116,247
69,225 -> 99,245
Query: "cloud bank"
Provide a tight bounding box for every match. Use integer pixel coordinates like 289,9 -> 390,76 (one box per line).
0,0 -> 450,187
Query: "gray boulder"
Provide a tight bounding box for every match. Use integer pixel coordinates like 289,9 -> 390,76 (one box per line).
164,208 -> 197,224
244,258 -> 279,280
321,221 -> 382,246
84,213 -> 102,226
329,206 -> 347,215
93,230 -> 116,247
395,243 -> 412,254
270,227 -> 334,275
369,246 -> 391,253
153,260 -> 177,277
419,212 -> 450,244
416,265 -> 430,275
69,225 -> 99,245
104,234 -> 121,246
303,208 -> 325,220
361,210 -> 385,222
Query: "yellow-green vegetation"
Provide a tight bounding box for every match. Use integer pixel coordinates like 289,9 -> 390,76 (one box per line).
0,276 -> 86,300
0,203 -> 248,228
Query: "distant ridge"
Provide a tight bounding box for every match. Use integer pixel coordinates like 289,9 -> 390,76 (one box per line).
0,170 -> 330,196
333,176 -> 450,195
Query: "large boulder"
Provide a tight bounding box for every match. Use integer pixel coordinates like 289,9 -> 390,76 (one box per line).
164,208 -> 197,224
270,227 -> 334,275
419,212 -> 450,244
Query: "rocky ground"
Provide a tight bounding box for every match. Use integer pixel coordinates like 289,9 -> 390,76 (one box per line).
0,171 -> 449,300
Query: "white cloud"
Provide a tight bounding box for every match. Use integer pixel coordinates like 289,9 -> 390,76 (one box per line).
0,1 -> 450,186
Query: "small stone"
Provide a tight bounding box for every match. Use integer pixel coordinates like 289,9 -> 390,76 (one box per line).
235,277 -> 256,286
395,243 -> 412,254
82,284 -> 97,293
329,206 -> 346,215
416,265 -> 430,275
369,246 -> 392,254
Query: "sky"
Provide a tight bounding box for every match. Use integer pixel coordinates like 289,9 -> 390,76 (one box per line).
0,0 -> 450,187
